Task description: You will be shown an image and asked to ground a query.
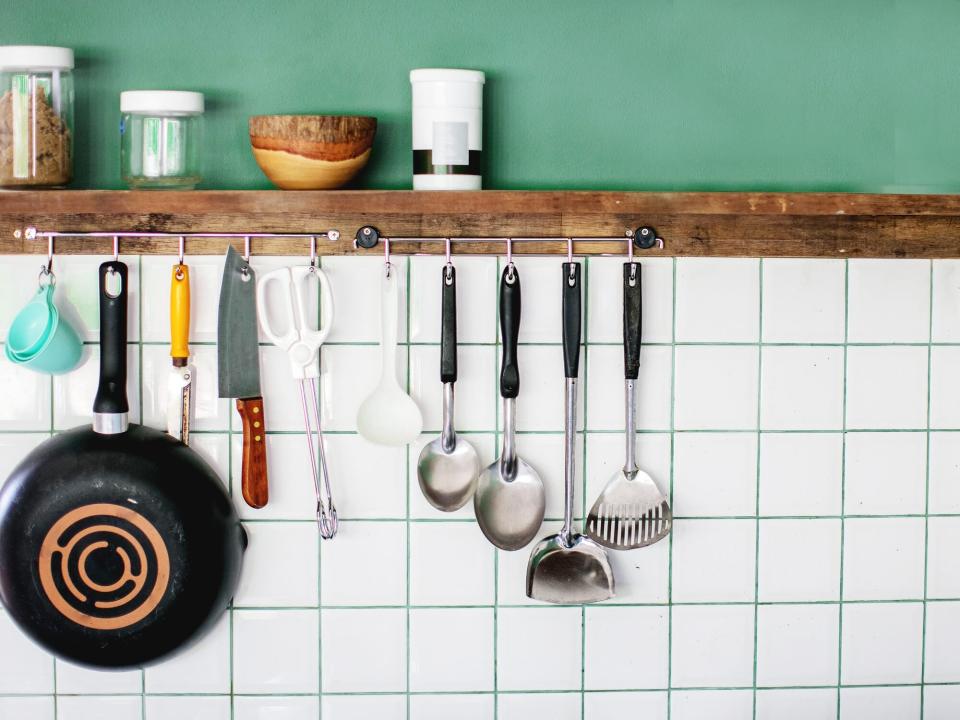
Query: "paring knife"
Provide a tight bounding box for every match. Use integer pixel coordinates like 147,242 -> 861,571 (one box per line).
167,263 -> 195,444
218,245 -> 269,508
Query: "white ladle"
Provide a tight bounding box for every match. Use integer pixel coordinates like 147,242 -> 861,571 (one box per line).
357,268 -> 423,445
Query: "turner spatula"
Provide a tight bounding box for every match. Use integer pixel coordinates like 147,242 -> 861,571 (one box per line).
527,262 -> 614,604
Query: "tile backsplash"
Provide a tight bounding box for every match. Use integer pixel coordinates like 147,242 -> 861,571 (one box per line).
1,254 -> 959,720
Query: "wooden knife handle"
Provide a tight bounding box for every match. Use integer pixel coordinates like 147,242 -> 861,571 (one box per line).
237,397 -> 269,508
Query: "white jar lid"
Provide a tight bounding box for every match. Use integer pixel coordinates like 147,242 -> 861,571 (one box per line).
410,68 -> 485,85
120,91 -> 205,114
0,45 -> 74,71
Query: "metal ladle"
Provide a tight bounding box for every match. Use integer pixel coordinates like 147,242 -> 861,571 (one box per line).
474,261 -> 545,550
417,254 -> 481,510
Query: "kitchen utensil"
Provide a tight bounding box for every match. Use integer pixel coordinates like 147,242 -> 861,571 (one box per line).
218,245 -> 269,508
0,260 -> 245,669
249,115 -> 377,190
587,263 -> 671,549
357,267 -> 423,445
4,274 -> 82,374
7,283 -> 56,356
257,263 -> 338,538
166,263 -> 195,444
475,264 -> 545,549
417,263 -> 480,511
527,262 -> 614,604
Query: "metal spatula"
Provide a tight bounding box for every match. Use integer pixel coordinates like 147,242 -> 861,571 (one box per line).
527,262 -> 614,604
586,262 -> 671,550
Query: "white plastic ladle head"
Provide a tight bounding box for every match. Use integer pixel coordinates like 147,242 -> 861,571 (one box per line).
357,268 -> 423,446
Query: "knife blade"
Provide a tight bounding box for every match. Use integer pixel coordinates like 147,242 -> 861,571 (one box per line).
167,263 -> 195,444
218,245 -> 269,508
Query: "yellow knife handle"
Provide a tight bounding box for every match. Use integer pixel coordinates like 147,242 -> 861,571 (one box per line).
170,264 -> 191,363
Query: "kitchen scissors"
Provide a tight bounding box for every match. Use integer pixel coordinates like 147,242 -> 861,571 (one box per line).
256,264 -> 337,538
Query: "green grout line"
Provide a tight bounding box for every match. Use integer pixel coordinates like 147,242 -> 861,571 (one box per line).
405,258 -> 412,719
214,597 -> 958,611
667,256 -> 677,720
317,253 -> 324,720
751,259 -> 763,720
920,260 -> 934,719
4,680 -> 959,700
836,258 -> 850,720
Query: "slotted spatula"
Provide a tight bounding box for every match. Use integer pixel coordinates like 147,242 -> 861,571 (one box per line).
586,262 -> 671,550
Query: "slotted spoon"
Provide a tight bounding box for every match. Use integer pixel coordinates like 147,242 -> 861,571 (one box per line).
586,262 -> 671,550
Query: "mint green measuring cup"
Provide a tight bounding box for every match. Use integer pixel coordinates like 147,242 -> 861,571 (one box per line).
4,280 -> 83,375
7,284 -> 57,356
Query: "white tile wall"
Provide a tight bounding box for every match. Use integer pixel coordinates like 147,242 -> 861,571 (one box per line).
0,255 -> 958,719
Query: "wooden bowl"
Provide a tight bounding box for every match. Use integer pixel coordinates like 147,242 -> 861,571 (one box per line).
249,115 -> 377,190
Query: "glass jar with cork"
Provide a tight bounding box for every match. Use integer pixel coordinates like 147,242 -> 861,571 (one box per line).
0,45 -> 74,189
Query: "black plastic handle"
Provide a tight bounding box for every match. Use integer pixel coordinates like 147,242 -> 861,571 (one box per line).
623,262 -> 642,380
440,265 -> 457,383
562,263 -> 581,379
93,261 -> 129,415
499,266 -> 521,398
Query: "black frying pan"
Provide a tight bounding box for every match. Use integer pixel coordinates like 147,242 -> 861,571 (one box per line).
0,261 -> 245,669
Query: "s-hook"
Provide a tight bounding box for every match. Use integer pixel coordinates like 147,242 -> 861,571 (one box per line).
444,238 -> 453,285
39,235 -> 55,286
176,236 -> 186,280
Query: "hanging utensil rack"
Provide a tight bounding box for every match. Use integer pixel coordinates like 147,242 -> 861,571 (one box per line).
13,224 -> 664,259
2,190 -> 959,257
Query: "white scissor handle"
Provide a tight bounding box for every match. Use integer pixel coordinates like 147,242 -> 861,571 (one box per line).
256,267 -> 299,350
291,265 -> 334,348
257,266 -> 335,380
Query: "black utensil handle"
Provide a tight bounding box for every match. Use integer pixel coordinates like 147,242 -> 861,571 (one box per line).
623,262 -> 642,380
440,265 -> 457,383
562,263 -> 581,379
499,265 -> 521,398
94,261 -> 129,415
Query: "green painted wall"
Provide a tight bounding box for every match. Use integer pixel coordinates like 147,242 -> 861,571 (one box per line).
3,0 -> 959,192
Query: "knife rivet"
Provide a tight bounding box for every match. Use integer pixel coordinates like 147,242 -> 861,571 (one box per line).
253,407 -> 260,414
254,435 -> 261,442
254,421 -> 260,428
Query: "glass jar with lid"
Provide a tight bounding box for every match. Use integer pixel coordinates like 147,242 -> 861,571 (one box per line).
0,45 -> 74,188
120,91 -> 204,189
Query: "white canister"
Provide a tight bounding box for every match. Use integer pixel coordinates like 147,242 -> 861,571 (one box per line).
410,68 -> 484,190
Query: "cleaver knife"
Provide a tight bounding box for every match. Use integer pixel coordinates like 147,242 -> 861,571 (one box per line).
218,245 -> 269,508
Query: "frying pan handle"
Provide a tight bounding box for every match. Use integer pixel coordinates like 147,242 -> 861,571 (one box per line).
93,261 -> 129,433
623,262 -> 642,380
440,265 -> 457,384
499,265 -> 521,398
562,263 -> 581,379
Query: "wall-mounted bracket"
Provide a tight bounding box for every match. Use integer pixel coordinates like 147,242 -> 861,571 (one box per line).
355,226 -> 381,249
629,226 -> 664,250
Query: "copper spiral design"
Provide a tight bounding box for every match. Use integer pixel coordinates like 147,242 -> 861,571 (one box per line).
38,503 -> 170,630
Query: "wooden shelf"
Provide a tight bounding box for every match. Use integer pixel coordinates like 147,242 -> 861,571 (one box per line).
1,190 -> 960,257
